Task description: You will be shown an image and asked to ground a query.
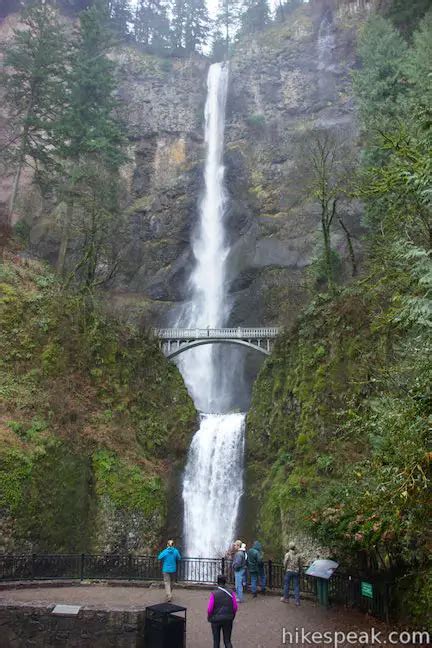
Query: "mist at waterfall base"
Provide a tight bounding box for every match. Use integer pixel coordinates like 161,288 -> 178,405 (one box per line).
174,63 -> 247,558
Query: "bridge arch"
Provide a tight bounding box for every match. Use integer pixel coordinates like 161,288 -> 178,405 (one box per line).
165,337 -> 271,360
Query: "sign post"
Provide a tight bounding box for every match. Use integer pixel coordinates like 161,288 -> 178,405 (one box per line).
305,559 -> 339,608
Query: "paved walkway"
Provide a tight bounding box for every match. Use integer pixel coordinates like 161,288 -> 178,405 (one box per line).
0,584 -> 421,647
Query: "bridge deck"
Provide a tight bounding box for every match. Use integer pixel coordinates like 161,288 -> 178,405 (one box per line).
153,327 -> 280,339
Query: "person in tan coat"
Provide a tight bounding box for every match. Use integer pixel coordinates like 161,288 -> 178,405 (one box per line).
280,541 -> 303,605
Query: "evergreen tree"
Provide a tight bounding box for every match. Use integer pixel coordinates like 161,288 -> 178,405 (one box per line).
274,0 -> 302,23
214,0 -> 242,51
134,0 -> 170,52
169,0 -> 209,53
56,0 -> 127,278
239,0 -> 269,35
0,2 -> 69,223
107,0 -> 133,40
404,11 -> 432,122
184,0 -> 209,53
56,0 -> 95,16
170,0 -> 186,50
353,16 -> 408,136
210,27 -> 226,61
382,0 -> 431,38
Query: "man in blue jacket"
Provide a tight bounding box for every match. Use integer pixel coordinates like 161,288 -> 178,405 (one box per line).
158,539 -> 181,601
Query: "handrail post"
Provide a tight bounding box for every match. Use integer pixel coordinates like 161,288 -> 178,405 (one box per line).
268,560 -> 273,590
128,553 -> 132,581
31,553 -> 36,581
80,553 -> 85,581
221,556 -> 225,576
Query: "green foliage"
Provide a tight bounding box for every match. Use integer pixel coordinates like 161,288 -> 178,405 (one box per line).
61,2 -> 126,169
240,0 -> 270,36
13,220 -> 31,245
398,567 -> 432,626
308,248 -> 341,287
246,113 -> 266,129
383,0 -> 431,38
353,15 -> 408,159
134,0 -> 171,52
0,3 -> 69,213
247,13 -> 432,625
93,449 -> 165,516
15,438 -> 95,552
0,257 -> 196,551
0,447 -> 32,513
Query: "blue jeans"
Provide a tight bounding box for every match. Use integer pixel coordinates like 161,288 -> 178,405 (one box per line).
242,567 -> 248,587
234,567 -> 245,601
250,572 -> 258,594
258,565 -> 266,592
284,570 -> 300,603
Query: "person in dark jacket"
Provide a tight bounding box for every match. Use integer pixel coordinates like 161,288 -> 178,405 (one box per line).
248,540 -> 266,597
207,574 -> 238,648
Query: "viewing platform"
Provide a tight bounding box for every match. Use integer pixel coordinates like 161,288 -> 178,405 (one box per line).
152,327 -> 280,359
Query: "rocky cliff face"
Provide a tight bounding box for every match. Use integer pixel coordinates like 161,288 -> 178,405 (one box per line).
7,2 -> 375,328
105,0 -> 374,331
224,1 -> 376,329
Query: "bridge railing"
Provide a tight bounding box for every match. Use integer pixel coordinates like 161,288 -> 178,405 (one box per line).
0,553 -> 394,622
153,327 -> 280,339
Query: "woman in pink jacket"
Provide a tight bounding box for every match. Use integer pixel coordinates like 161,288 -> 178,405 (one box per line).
207,574 -> 238,648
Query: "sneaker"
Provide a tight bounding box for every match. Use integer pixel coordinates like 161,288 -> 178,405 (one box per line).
280,597 -> 289,603
253,593 -> 257,598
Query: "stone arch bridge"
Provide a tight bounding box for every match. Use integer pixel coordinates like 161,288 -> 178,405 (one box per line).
153,327 -> 280,360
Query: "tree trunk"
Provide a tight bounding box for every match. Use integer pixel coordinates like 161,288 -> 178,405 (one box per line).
8,97 -> 33,225
57,200 -> 73,275
322,213 -> 335,294
8,125 -> 29,224
338,216 -> 357,276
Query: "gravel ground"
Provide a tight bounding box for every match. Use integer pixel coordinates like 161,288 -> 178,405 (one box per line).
0,584 -> 426,647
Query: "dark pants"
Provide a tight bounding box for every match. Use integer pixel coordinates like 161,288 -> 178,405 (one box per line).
211,621 -> 233,648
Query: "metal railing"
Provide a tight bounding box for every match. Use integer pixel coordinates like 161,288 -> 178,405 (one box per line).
0,554 -> 394,621
153,327 -> 280,339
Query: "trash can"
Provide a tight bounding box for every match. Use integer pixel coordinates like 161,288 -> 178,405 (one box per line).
144,602 -> 186,648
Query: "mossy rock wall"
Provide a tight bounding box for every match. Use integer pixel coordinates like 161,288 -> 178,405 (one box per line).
246,280 -> 431,625
0,256 -> 196,553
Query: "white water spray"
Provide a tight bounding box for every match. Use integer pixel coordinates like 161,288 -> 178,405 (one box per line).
177,63 -> 246,557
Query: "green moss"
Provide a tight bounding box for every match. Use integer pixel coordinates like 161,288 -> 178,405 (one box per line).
125,195 -> 152,215
16,439 -> 95,552
93,449 -> 165,517
0,447 -> 32,513
0,257 -> 196,551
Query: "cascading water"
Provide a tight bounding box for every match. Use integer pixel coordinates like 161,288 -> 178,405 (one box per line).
317,12 -> 336,101
176,62 -> 246,558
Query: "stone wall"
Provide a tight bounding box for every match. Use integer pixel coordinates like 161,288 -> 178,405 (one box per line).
0,602 -> 146,647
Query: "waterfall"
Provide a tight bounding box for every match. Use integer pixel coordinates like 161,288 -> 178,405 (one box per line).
317,12 -> 335,72
317,12 -> 336,103
176,62 -> 246,557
